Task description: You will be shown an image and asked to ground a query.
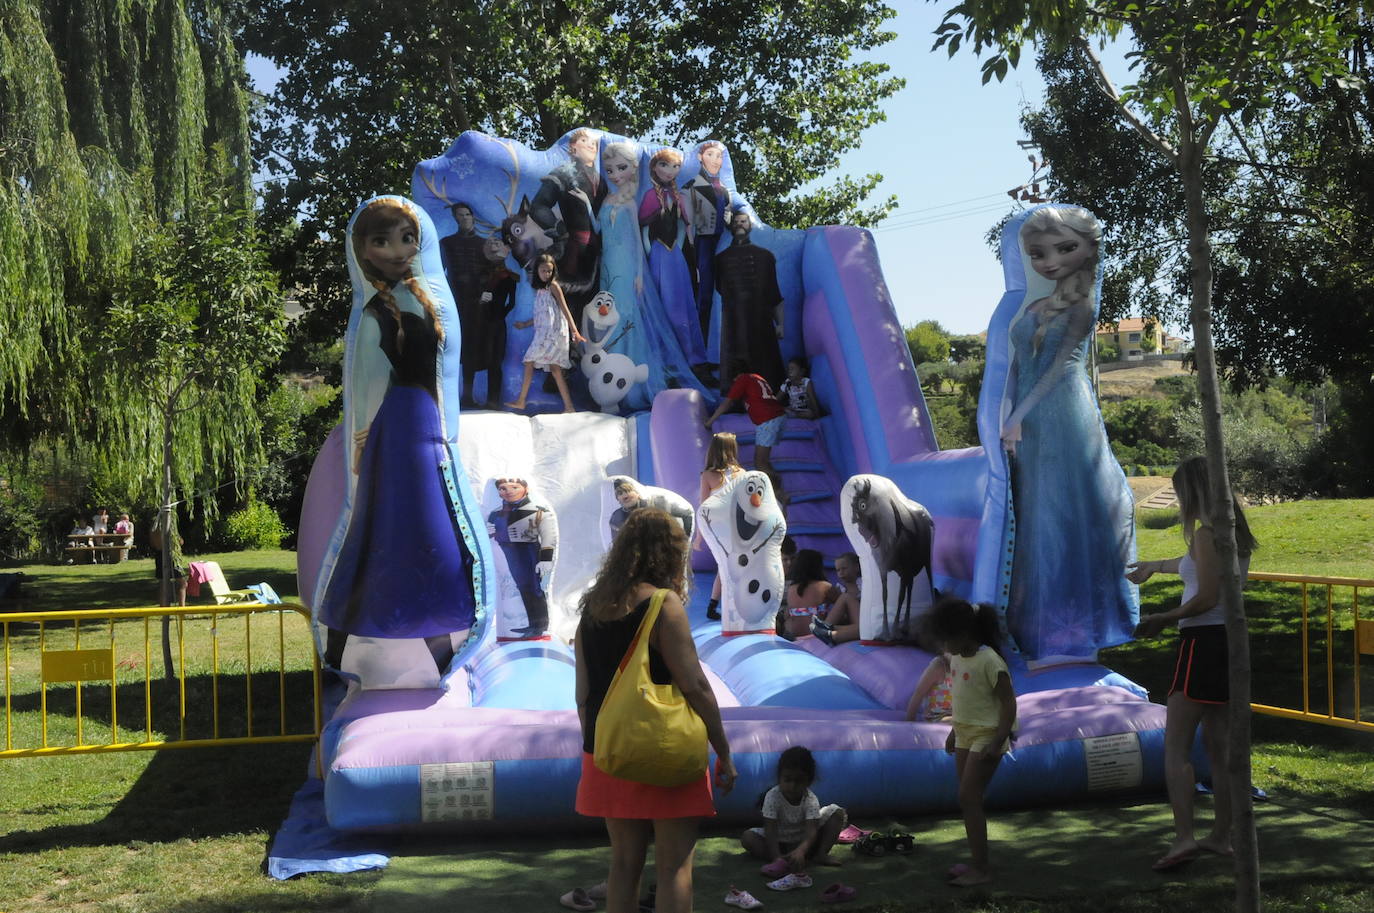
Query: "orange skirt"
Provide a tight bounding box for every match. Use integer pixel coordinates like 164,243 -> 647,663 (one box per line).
575,752 -> 716,820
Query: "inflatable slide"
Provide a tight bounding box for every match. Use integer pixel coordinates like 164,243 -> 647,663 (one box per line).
291,129 -> 1179,836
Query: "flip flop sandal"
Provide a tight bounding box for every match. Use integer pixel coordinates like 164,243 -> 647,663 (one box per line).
560,888 -> 596,912
820,883 -> 857,904
725,887 -> 764,909
886,831 -> 915,855
766,873 -> 813,891
852,831 -> 888,856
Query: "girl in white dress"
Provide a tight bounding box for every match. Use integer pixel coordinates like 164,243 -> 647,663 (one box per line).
507,252 -> 585,413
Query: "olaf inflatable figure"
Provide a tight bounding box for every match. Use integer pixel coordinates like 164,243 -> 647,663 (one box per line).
580,291 -> 649,413
697,470 -> 786,635
840,474 -> 936,643
486,476 -> 558,641
603,476 -> 695,547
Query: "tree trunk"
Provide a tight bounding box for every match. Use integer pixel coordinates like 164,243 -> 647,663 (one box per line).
160,391 -> 177,680
1180,142 -> 1262,913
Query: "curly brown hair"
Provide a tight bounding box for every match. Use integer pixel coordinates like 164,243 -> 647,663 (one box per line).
579,507 -> 689,623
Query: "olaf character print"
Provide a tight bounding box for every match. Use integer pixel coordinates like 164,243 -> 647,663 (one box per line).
580,291 -> 648,413
697,470 -> 786,634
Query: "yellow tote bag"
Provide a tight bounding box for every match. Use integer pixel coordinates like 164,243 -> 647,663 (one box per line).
593,589 -> 708,786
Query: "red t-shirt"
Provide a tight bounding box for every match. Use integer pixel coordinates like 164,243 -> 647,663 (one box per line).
726,373 -> 785,425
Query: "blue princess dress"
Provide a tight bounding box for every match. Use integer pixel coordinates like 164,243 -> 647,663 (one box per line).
596,189 -> 711,406
315,197 -> 491,645
1004,302 -> 1137,660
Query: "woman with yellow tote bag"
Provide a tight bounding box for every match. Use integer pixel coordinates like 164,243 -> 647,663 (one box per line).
575,508 -> 736,913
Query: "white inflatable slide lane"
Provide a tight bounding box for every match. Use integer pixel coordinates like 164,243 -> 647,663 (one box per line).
456,411 -> 637,642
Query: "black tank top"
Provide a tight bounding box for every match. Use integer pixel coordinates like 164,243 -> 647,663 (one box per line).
579,596 -> 673,754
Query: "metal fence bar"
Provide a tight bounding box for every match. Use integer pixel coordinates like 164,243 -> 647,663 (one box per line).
0,603 -> 322,759
1248,571 -> 1374,732
1355,590 -> 1363,725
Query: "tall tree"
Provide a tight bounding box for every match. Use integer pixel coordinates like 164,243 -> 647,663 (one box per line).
101,161 -> 284,631
242,0 -> 903,376
0,0 -> 259,492
934,3 -> 1356,909
1021,42 -> 1374,405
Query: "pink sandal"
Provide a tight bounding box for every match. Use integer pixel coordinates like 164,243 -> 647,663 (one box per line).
836,825 -> 869,845
760,858 -> 790,878
821,883 -> 857,903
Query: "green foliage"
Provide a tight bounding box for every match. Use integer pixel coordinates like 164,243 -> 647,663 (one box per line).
1096,339 -> 1120,362
0,470 -> 43,562
219,500 -> 288,550
927,394 -> 979,450
905,320 -> 951,366
1102,397 -> 1177,450
101,157 -> 286,530
253,379 -> 341,542
948,334 -> 985,363
244,0 -> 903,373
0,0 -> 258,538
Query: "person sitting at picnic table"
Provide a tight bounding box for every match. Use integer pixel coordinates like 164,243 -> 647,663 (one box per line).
114,513 -> 134,562
67,517 -> 95,564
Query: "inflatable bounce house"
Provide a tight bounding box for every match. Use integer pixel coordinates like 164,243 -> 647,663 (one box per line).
278,128 -> 1180,860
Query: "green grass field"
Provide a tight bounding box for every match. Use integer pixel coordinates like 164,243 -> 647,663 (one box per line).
2,500 -> 1373,913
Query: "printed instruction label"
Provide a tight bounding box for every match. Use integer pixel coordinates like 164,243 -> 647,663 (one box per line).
420,761 -> 494,822
1084,731 -> 1143,792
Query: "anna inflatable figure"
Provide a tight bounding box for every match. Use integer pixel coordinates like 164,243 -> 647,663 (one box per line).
639,147 -> 709,376
315,197 -> 491,669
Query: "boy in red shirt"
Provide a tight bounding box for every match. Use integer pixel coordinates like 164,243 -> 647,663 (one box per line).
704,359 -> 787,501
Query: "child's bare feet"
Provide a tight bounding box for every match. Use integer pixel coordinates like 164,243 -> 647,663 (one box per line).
505,400 -> 526,410
1196,837 -> 1233,857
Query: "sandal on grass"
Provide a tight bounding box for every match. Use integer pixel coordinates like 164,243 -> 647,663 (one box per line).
851,831 -> 888,856
560,888 -> 596,912
836,824 -> 868,845
766,873 -> 813,891
821,883 -> 857,903
725,887 -> 764,909
760,858 -> 790,878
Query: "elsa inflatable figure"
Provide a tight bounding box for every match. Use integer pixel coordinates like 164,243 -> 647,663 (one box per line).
598,141 -> 712,408
1001,205 -> 1137,662
314,196 -> 492,676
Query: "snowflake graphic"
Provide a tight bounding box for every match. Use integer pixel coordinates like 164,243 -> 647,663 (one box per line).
450,153 -> 475,180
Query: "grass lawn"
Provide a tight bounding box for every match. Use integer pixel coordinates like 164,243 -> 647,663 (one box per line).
3,499 -> 1374,913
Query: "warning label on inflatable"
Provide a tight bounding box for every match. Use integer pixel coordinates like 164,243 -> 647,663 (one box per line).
1084,731 -> 1143,791
420,761 -> 495,822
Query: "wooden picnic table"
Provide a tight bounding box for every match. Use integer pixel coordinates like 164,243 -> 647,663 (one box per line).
65,532 -> 134,562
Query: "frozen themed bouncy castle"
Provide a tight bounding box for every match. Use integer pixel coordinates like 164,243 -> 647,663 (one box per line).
283,129 -> 1177,852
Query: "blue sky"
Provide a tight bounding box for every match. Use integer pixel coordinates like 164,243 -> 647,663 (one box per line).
834,3 -> 1050,334
248,4 -> 1050,336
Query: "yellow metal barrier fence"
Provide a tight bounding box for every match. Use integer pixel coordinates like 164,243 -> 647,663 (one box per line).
1248,571 -> 1374,733
1,602 -> 322,758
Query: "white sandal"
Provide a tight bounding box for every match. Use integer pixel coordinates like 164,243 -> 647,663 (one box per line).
725,886 -> 764,909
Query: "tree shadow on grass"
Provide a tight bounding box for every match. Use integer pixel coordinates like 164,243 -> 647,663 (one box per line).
1,672 -> 319,853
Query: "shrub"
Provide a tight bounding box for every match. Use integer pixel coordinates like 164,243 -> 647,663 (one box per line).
0,475 -> 43,562
220,501 -> 287,551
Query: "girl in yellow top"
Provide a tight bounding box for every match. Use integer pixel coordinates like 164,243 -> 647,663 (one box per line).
929,597 -> 1017,887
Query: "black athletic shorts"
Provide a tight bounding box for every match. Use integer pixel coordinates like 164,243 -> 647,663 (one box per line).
1169,624 -> 1228,703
